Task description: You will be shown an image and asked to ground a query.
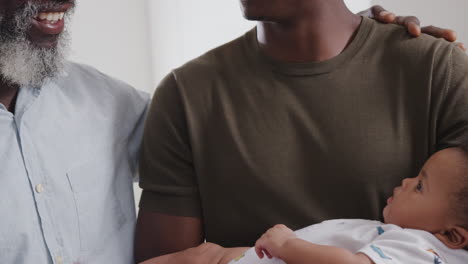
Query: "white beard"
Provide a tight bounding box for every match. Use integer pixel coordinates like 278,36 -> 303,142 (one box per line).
0,2 -> 72,87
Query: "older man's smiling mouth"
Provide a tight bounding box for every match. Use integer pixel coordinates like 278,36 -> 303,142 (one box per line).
31,2 -> 74,35
35,12 -> 65,23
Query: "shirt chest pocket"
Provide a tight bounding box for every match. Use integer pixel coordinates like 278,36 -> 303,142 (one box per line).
66,150 -> 133,253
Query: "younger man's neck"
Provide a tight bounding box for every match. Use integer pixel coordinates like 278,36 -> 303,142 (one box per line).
256,1 -> 362,63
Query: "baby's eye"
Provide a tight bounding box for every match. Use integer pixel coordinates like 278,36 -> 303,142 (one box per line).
415,180 -> 423,192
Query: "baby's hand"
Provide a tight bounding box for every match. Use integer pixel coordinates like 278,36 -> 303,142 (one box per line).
254,224 -> 297,259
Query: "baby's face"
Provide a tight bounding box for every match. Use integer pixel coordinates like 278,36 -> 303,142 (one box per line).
383,148 -> 463,232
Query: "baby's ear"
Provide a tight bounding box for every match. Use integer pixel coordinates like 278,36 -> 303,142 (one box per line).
435,226 -> 468,249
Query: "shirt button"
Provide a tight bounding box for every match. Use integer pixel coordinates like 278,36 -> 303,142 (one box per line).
55,256 -> 63,264
35,184 -> 44,193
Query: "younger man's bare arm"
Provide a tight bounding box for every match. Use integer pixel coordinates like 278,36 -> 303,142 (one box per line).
138,242 -> 249,264
134,210 -> 249,264
134,210 -> 204,262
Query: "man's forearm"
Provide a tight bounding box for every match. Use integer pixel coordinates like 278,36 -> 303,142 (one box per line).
279,239 -> 373,264
139,252 -> 175,264
218,247 -> 251,264
138,243 -> 249,264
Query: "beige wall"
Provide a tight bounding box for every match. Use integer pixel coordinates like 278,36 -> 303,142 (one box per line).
148,0 -> 373,88
68,0 -> 153,92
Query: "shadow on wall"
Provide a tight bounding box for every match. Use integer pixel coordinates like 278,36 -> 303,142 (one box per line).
371,0 -> 468,45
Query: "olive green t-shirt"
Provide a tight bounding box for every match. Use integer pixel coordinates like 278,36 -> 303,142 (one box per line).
139,17 -> 468,247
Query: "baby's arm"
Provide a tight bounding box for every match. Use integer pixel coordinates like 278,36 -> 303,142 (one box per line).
255,225 -> 375,264
276,238 -> 374,264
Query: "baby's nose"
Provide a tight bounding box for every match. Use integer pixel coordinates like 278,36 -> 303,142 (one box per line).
401,178 -> 412,189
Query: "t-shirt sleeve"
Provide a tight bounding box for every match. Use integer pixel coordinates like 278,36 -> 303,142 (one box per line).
436,46 -> 468,150
138,72 -> 202,217
357,230 -> 446,264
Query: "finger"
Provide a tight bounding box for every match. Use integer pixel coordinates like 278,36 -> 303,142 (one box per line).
370,5 -> 386,18
457,42 -> 467,51
370,5 -> 396,22
421,26 -> 457,42
405,16 -> 421,27
446,30 -> 458,42
379,11 -> 396,23
255,247 -> 264,259
441,30 -> 457,42
394,16 -> 421,37
255,240 -> 264,259
408,22 -> 422,37
265,250 -> 273,259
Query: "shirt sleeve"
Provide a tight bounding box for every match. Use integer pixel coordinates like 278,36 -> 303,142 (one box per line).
127,91 -> 150,182
138,72 -> 202,217
436,45 -> 468,150
357,230 -> 445,264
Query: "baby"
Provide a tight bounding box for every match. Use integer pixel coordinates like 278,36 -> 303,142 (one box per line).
227,146 -> 468,264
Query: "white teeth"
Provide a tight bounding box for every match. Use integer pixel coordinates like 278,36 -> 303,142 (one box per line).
36,12 -> 65,22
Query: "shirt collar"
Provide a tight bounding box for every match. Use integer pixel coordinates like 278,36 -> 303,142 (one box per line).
14,61 -> 71,119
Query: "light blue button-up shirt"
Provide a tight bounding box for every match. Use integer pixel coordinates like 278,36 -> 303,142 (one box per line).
0,62 -> 149,264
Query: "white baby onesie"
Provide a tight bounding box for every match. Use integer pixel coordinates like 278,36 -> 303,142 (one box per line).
229,219 -> 468,264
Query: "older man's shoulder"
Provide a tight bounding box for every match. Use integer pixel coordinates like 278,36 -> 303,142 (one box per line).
54,62 -> 149,123
64,62 -> 146,94
59,62 -> 149,105
369,19 -> 460,65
